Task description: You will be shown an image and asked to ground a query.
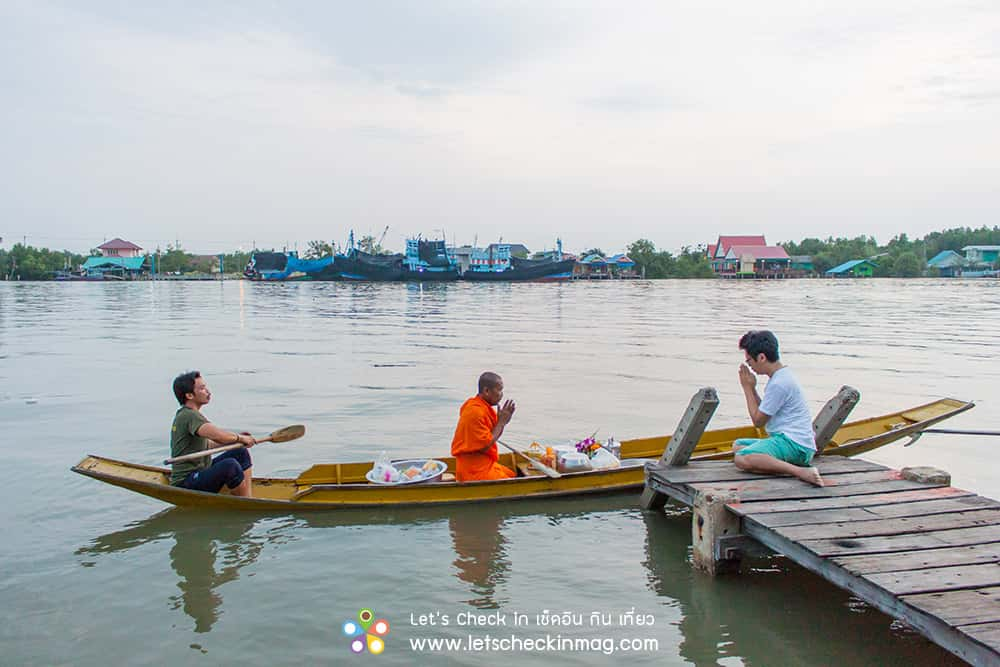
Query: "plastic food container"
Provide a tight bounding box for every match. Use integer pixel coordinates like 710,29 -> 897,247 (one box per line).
556,451 -> 593,473
365,459 -> 447,485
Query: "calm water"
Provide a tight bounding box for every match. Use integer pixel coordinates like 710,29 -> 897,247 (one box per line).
1,279 -> 997,666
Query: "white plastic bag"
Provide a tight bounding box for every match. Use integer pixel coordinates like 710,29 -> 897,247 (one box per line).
370,450 -> 400,483
589,447 -> 621,470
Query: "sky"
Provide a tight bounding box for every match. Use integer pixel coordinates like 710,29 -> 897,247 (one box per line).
2,1 -> 998,256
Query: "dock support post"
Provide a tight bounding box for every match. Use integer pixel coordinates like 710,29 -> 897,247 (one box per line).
691,490 -> 742,575
813,385 -> 860,453
640,387 -> 719,510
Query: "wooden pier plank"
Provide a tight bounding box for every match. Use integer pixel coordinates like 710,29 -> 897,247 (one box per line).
648,458 -> 884,484
691,477 -> 943,503
901,587 -> 1000,625
797,524 -> 1000,557
958,622 -> 1000,654
748,496 -> 1000,528
834,543 -> 1000,575
865,562 -> 1000,596
644,456 -> 1000,665
727,486 -> 974,515
740,519 -> 1000,666
763,508 -> 1000,541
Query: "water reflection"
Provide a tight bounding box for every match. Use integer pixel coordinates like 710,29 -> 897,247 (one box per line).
639,509 -> 963,666
448,509 -> 510,610
76,510 -> 268,633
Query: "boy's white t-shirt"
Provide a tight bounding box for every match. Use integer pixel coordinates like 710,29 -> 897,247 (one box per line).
759,367 -> 816,450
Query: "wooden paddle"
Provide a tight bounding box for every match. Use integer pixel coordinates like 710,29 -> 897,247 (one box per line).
164,425 -> 306,465
498,439 -> 561,478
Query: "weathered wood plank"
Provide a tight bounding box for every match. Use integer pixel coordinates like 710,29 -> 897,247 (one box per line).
835,543 -> 1000,575
727,486 -> 974,516
959,623 -> 1000,665
958,621 -> 1000,654
651,458 -> 884,484
696,478 -> 942,503
740,520 -> 1000,666
901,587 -> 1000,626
750,496 -> 1000,528
798,525 -> 1000,557
865,563 -> 1000,596
765,509 -> 1000,541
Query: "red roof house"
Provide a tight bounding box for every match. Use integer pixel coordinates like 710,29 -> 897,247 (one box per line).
98,238 -> 143,258
712,235 -> 766,259
724,245 -> 790,261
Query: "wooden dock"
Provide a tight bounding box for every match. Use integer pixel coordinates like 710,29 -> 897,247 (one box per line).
645,457 -> 1000,666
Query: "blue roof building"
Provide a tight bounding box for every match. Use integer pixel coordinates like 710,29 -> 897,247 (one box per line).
825,259 -> 877,278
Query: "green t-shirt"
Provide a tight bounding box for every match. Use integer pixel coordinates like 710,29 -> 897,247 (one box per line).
170,406 -> 210,486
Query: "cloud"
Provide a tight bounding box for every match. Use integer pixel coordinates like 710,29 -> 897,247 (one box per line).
1,1 -> 999,255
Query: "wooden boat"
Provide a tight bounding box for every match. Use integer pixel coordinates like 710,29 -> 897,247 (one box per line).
72,397 -> 972,511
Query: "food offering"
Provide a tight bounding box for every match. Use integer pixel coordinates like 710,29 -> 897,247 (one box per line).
522,437 -> 621,474
366,457 -> 448,485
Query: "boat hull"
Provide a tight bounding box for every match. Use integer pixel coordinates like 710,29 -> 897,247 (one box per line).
462,258 -> 577,282
72,397 -> 973,511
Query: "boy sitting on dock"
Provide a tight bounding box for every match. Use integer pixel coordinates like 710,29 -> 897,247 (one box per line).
734,331 -> 823,486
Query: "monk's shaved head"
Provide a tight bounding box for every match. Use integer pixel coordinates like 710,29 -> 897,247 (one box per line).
478,372 -> 502,394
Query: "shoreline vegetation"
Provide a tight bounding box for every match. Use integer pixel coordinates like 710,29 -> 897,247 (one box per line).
2,225 -> 998,281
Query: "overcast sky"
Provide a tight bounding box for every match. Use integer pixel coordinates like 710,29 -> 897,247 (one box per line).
2,1 -> 998,255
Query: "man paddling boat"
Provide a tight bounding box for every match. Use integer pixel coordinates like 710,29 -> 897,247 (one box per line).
170,371 -> 257,496
451,372 -> 517,482
733,331 -> 823,487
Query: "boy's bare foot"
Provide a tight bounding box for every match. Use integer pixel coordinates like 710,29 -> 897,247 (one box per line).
800,467 -> 824,487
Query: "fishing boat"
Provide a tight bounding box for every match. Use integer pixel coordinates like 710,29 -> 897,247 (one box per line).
72,397 -> 972,511
243,251 -> 334,281
461,241 -> 576,282
401,238 -> 461,281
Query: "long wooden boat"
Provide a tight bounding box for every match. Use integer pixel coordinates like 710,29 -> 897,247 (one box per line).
72,398 -> 972,511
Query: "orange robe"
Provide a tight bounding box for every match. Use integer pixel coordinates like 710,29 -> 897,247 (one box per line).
450,396 -> 516,482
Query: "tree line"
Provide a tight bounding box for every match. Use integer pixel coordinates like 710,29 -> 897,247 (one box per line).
0,243 -> 251,280
782,226 -> 1000,276
3,225 -> 998,280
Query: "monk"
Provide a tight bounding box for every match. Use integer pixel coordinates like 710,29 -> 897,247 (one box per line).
451,372 -> 517,482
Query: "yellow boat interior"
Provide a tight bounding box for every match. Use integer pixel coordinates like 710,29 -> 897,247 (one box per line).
72,397 -> 972,510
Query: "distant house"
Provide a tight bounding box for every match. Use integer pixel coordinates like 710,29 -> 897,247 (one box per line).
82,256 -> 150,279
603,254 -> 633,276
825,259 -> 877,278
577,254 -> 610,279
82,238 -> 149,279
927,250 -> 966,277
708,235 -> 767,274
448,243 -> 530,273
789,256 -> 814,274
962,245 -> 1000,266
97,238 -> 143,258
716,244 -> 791,278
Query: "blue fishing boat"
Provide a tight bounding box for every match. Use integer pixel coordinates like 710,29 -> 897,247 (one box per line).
401,238 -> 461,281
461,240 -> 576,282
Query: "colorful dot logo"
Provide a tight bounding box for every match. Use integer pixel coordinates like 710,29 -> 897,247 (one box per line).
343,608 -> 390,655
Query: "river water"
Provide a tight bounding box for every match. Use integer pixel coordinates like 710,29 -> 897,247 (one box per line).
1,279 -> 997,666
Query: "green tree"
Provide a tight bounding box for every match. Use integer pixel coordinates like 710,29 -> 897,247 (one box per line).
305,240 -> 333,259
221,251 -> 251,274
157,245 -> 192,274
1,244 -> 86,280
582,248 -> 605,258
672,246 -> 714,278
892,251 -> 922,277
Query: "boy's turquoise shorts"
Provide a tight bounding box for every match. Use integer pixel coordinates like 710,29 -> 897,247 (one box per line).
733,432 -> 815,467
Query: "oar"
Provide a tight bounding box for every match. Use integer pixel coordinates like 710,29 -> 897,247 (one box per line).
922,428 -> 1000,436
498,439 -> 561,478
164,425 -> 306,465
